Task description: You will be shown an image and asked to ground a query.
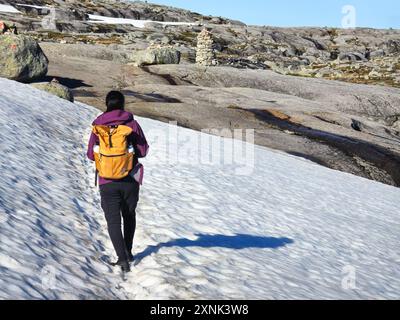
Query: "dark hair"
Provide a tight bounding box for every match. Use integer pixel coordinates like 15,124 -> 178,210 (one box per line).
106,91 -> 125,112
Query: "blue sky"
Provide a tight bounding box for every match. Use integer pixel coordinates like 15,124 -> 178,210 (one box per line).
148,0 -> 400,29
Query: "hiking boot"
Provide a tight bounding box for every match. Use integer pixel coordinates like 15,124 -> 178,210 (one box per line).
110,259 -> 131,273
120,260 -> 131,273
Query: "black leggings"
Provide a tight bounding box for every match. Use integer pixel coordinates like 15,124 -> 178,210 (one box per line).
100,179 -> 140,261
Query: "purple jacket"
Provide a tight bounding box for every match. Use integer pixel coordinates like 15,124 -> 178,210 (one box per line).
87,110 -> 149,186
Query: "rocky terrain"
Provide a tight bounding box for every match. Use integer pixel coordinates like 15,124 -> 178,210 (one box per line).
2,0 -> 400,87
1,0 -> 400,186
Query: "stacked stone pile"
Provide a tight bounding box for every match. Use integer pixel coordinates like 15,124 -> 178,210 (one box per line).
196,28 -> 217,66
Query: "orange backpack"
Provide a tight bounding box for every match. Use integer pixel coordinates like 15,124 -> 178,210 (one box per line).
92,125 -> 135,181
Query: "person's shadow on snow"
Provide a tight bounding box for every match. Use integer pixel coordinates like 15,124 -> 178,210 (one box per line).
133,234 -> 294,266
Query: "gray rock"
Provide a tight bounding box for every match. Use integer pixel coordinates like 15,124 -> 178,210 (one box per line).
225,58 -> 269,70
370,49 -> 386,58
338,52 -> 366,62
302,36 -> 328,51
129,47 -> 181,66
32,78 -> 74,102
301,56 -> 314,65
282,47 -> 298,57
147,64 -> 400,119
146,33 -> 171,45
0,34 -> 48,82
386,39 -> 400,54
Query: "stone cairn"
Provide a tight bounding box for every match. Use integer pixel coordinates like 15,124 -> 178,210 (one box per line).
196,28 -> 218,66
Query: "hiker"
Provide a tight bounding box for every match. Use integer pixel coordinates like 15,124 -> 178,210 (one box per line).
8,23 -> 18,35
87,91 -> 149,273
365,47 -> 371,60
0,21 -> 8,34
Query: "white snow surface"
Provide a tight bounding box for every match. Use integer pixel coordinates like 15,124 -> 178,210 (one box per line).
16,4 -> 48,10
0,77 -> 399,300
0,4 -> 21,13
87,14 -> 196,29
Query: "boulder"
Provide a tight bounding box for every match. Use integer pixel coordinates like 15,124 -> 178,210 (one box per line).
32,79 -> 74,102
303,37 -> 328,51
338,52 -> 366,62
386,40 -> 400,54
129,47 -> 181,67
0,34 -> 48,82
351,119 -> 363,132
370,49 -> 385,59
225,58 -> 269,70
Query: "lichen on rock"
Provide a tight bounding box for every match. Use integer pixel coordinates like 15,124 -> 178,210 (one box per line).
0,34 -> 48,82
128,46 -> 181,67
32,78 -> 74,102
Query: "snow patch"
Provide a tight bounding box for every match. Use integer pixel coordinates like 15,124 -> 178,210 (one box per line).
87,14 -> 196,29
16,4 -> 49,10
0,4 -> 21,14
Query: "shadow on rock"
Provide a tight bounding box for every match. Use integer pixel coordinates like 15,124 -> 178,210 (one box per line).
34,76 -> 93,89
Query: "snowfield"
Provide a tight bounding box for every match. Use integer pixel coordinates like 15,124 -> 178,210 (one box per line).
16,4 -> 49,10
87,14 -> 196,29
0,77 -> 399,300
0,4 -> 21,14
